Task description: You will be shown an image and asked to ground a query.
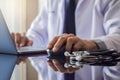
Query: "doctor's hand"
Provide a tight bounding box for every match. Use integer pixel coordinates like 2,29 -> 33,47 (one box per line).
11,32 -> 33,47
11,32 -> 33,64
47,33 -> 98,73
47,33 -> 98,52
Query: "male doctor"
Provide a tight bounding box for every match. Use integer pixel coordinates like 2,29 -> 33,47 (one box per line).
12,0 -> 120,80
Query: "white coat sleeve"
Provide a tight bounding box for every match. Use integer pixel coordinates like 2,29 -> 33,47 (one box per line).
95,1 -> 120,80
96,0 -> 120,52
26,1 -> 48,48
26,1 -> 50,78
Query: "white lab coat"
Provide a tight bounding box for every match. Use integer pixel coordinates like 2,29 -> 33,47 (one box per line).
27,0 -> 120,80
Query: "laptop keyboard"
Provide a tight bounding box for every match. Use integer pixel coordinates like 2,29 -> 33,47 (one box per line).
17,46 -> 41,52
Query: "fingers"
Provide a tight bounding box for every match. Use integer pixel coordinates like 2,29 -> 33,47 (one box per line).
52,59 -> 66,72
15,33 -> 21,47
52,36 -> 67,52
20,33 -> 33,47
66,37 -> 75,52
48,33 -> 83,52
47,59 -> 58,71
20,34 -> 27,47
47,36 -> 59,50
27,40 -> 33,46
47,59 -> 66,73
66,37 -> 85,51
11,32 -> 15,41
47,34 -> 74,52
11,32 -> 33,47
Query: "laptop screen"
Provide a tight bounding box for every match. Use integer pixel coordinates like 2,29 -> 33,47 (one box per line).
0,10 -> 18,80
0,10 -> 17,54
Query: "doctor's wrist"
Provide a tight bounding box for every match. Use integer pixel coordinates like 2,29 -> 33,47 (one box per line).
93,40 -> 107,50
82,40 -> 99,50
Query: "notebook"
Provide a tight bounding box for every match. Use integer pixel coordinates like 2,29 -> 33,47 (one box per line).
0,10 -> 48,80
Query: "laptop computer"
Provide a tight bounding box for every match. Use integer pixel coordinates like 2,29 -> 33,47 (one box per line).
0,9 -> 66,80
0,10 -> 48,80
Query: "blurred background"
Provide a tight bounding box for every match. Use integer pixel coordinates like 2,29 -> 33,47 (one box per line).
0,0 -> 42,80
